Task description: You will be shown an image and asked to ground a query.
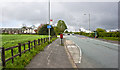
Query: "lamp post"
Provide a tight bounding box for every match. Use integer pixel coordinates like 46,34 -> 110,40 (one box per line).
48,0 -> 51,42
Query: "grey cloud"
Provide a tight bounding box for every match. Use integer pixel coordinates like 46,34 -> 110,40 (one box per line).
0,2 -> 118,31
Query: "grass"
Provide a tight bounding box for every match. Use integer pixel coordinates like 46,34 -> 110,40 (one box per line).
0,34 -> 58,68
5,37 -> 57,68
99,37 -> 119,41
1,35 -> 49,48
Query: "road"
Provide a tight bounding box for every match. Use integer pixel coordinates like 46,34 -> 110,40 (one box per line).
65,35 -> 118,68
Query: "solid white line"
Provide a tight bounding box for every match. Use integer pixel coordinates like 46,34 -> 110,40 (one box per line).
76,43 -> 82,63
72,40 -> 82,63
47,50 -> 53,65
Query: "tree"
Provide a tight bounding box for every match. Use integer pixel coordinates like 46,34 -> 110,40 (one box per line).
54,27 -> 59,35
37,24 -> 56,36
65,30 -> 68,33
96,28 -> 106,33
96,28 -> 106,38
56,20 -> 67,34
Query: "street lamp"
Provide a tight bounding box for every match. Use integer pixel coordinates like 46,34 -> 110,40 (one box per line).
48,0 -> 51,42
84,14 -> 90,33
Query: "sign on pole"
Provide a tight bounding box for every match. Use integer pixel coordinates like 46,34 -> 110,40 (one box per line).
50,19 -> 53,25
48,19 -> 53,42
47,25 -> 51,29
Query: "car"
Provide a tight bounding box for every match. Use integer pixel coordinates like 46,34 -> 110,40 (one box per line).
67,33 -> 70,35
72,33 -> 74,35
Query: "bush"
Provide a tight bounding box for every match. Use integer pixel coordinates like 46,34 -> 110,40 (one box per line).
74,31 -> 120,38
37,24 -> 56,36
97,32 -> 119,38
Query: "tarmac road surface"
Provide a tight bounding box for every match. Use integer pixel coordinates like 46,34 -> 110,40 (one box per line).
65,35 -> 118,68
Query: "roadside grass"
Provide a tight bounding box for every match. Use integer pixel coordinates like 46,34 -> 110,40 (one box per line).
1,35 -> 49,48
0,35 -> 57,68
4,37 -> 58,68
99,37 -> 119,41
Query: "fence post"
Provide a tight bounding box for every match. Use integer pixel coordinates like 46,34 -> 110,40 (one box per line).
1,47 -> 5,67
34,40 -> 36,48
38,39 -> 40,45
11,49 -> 14,63
23,44 -> 25,51
44,38 -> 45,43
28,41 -> 30,51
18,43 -> 21,57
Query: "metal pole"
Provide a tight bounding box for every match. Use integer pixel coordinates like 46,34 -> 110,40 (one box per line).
49,28 -> 50,41
48,0 -> 50,42
89,14 -> 90,32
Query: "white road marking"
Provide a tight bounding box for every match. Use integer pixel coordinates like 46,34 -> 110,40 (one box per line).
47,50 -> 53,65
71,39 -> 82,63
75,43 -> 82,63
46,39 -> 59,65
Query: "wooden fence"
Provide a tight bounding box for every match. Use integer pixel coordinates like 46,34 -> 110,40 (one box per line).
1,37 -> 54,67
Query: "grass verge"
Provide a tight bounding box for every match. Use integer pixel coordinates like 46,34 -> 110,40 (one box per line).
3,37 -> 58,68
98,37 -> 119,41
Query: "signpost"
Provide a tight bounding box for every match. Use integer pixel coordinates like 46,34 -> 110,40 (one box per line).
47,25 -> 51,29
47,19 -> 53,42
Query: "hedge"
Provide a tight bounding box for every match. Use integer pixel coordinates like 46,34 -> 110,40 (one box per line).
74,32 -> 120,38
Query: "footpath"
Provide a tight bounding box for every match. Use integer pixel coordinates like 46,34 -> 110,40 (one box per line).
26,38 -> 73,68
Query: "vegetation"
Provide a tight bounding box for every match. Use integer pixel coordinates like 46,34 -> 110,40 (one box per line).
65,30 -> 68,33
1,35 -> 57,68
2,35 -> 48,48
5,37 -> 57,68
99,37 -> 119,41
37,24 -> 56,36
96,28 -> 106,33
55,20 -> 67,34
74,28 -> 120,41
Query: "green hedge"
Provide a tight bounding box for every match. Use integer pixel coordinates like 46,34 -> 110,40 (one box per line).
74,32 -> 120,38
98,32 -> 120,37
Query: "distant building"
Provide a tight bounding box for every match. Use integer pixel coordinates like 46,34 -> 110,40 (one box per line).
1,27 -> 36,34
79,27 -> 92,33
1,28 -> 24,34
106,29 -> 119,32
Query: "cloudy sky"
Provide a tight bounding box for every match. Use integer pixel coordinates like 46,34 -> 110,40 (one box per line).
0,0 -> 119,31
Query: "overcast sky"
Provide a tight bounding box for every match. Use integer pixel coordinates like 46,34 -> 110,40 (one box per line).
0,0 -> 119,31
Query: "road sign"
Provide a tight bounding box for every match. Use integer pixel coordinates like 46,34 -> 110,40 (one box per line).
47,25 -> 51,28
50,19 -> 53,22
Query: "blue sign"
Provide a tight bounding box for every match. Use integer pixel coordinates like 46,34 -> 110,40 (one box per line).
47,25 -> 51,28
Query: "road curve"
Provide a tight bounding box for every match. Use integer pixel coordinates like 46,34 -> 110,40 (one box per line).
65,35 -> 118,68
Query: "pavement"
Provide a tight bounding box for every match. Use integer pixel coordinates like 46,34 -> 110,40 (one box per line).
26,38 -> 73,68
65,35 -> 118,68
